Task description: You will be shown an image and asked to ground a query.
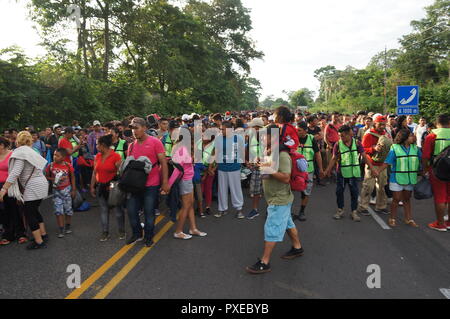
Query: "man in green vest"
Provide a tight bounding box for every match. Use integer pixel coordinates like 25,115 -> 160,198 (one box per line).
325,125 -> 377,221
295,122 -> 324,221
111,127 -> 128,160
163,120 -> 179,158
422,114 -> 450,232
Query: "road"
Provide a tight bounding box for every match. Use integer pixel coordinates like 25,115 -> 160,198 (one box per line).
0,180 -> 449,299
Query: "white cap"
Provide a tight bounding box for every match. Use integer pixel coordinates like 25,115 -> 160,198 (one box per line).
182,114 -> 190,121
372,113 -> 382,121
268,115 -> 275,122
53,124 -> 62,130
93,120 -> 101,126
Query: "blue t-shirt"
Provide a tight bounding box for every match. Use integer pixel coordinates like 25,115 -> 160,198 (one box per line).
384,145 -> 422,184
215,135 -> 244,172
193,163 -> 206,183
32,140 -> 46,157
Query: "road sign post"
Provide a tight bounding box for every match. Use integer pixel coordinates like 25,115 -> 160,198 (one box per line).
397,85 -> 419,115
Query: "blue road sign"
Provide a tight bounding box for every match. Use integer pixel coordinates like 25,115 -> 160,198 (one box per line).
397,106 -> 419,116
397,85 -> 419,107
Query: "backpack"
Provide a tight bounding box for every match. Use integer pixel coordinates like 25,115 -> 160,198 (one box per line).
118,142 -> 150,194
280,125 -> 308,192
432,145 -> 450,182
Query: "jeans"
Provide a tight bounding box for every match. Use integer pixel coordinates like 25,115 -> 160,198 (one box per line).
336,174 -> 359,211
97,187 -> 125,234
127,186 -> 160,240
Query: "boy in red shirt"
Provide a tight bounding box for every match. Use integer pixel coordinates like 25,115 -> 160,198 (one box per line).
58,127 -> 82,164
46,148 -> 76,237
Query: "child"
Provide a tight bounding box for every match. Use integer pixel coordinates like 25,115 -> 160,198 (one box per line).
324,125 -> 377,221
378,129 -> 421,228
46,148 -> 76,237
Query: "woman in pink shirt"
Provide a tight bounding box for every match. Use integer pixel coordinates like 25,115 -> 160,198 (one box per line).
169,133 -> 207,240
0,137 -> 27,245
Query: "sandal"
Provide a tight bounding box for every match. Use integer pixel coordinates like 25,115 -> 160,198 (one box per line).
388,218 -> 397,227
18,237 -> 29,244
405,220 -> 419,228
0,239 -> 11,245
174,232 -> 192,240
189,229 -> 207,237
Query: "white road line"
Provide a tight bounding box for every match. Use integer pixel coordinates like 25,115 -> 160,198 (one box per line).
367,207 -> 391,230
440,288 -> 450,299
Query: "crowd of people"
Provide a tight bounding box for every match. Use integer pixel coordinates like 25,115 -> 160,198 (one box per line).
0,108 -> 449,275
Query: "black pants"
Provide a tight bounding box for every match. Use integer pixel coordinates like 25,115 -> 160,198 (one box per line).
23,200 -> 43,232
0,195 -> 26,240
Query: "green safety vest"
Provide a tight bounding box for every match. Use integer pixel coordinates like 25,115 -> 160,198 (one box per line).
433,128 -> 450,156
249,135 -> 262,162
202,142 -> 215,166
297,134 -> 315,173
164,133 -> 173,157
339,139 -> 361,178
111,139 -> 126,160
70,138 -> 79,158
392,144 -> 419,185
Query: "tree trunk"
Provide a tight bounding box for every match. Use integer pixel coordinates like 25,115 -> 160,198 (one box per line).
102,2 -> 110,81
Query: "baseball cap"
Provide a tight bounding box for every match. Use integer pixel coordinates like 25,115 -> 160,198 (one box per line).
169,120 -> 180,129
53,124 -> 62,130
248,118 -> 264,128
374,116 -> 387,123
93,120 -> 101,126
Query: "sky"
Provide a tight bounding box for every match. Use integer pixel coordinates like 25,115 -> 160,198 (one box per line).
0,0 -> 435,100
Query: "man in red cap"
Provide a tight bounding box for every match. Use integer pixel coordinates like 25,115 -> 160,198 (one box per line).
357,115 -> 390,216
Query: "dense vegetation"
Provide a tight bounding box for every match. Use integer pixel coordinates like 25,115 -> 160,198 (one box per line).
0,0 -> 263,129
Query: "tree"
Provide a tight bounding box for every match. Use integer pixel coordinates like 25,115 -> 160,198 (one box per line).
288,88 -> 315,107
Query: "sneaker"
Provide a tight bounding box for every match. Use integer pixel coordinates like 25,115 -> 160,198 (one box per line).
247,210 -> 260,220
144,239 -> 154,247
375,208 -> 389,215
126,234 -> 144,245
154,209 -> 160,216
205,207 -> 211,215
446,221 -> 450,230
351,211 -> 361,222
428,221 -> 447,232
298,211 -> 306,222
222,211 -> 229,216
370,197 -> 376,205
281,247 -> 304,260
57,232 -> 65,239
214,211 -> 223,218
358,209 -> 371,216
399,201 -> 404,206
118,232 -> 126,240
26,241 -> 47,250
246,259 -> 271,275
64,225 -> 72,234
334,208 -> 345,220
100,232 -> 110,242
41,234 -> 49,243
236,211 -> 245,219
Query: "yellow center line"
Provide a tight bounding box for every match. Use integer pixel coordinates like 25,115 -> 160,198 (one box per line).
65,215 -> 165,299
93,220 -> 174,299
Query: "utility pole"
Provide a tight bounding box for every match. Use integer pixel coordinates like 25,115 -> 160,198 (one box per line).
383,46 -> 387,114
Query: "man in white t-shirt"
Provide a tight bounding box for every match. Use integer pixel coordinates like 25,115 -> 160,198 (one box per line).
407,115 -> 418,133
414,117 -> 427,149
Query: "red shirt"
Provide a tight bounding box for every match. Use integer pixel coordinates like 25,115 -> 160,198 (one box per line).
325,123 -> 341,146
128,136 -> 165,187
45,162 -> 74,190
95,151 -> 122,183
422,133 -> 437,172
58,138 -> 73,163
362,128 -> 386,166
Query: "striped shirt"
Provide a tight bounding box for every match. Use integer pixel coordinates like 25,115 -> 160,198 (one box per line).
6,159 -> 48,202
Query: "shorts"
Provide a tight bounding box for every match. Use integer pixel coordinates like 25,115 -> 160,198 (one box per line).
249,169 -> 263,197
179,179 -> 194,196
53,186 -> 73,216
302,172 -> 314,196
389,182 -> 414,192
430,172 -> 450,204
264,203 -> 295,242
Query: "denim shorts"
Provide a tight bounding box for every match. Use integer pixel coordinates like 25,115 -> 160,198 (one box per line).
389,182 -> 414,192
264,203 -> 295,242
179,179 -> 194,195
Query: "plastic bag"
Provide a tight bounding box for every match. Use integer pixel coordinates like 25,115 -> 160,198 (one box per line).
413,177 -> 433,200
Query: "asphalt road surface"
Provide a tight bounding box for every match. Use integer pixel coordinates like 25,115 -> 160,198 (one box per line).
1,180 -> 449,299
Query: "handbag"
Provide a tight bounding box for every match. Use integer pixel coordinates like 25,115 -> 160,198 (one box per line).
108,180 -> 126,208
413,177 -> 433,200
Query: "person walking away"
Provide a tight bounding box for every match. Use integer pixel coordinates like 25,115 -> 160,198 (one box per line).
246,125 -> 303,274
0,137 -> 27,245
45,148 -> 76,237
325,125 -> 377,221
0,131 -> 49,250
422,114 -> 450,232
214,121 -> 244,219
294,121 -> 324,221
377,129 -> 421,227
357,116 -> 389,216
126,118 -> 170,246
